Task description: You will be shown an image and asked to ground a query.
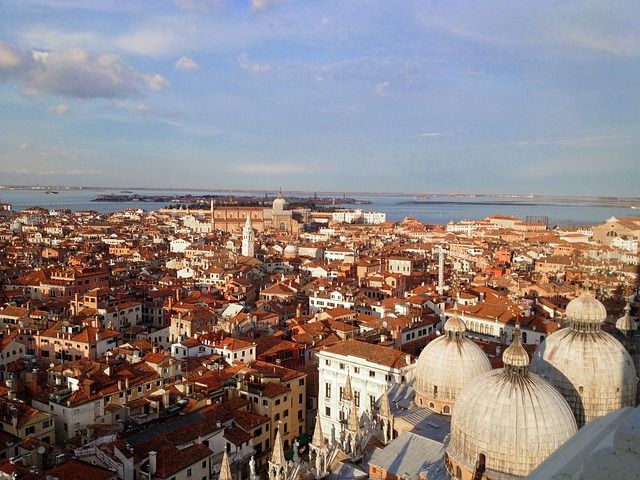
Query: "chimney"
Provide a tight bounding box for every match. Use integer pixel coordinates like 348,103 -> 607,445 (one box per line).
296,303 -> 302,318
148,451 -> 157,475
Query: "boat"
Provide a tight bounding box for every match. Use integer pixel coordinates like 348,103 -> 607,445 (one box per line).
45,191 -> 59,194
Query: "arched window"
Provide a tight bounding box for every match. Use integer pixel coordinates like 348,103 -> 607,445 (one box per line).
478,453 -> 486,473
443,405 -> 450,414
456,466 -> 462,479
429,402 -> 435,409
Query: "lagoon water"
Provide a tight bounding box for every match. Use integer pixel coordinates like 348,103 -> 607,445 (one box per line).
0,188 -> 636,227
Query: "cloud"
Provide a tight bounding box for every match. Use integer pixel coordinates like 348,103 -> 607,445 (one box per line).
509,134 -> 640,148
375,80 -> 390,94
0,42 -> 167,98
21,26 -> 104,52
175,56 -> 199,70
237,52 -> 270,73
251,0 -> 280,12
112,101 -> 153,115
48,103 -> 70,114
145,73 -> 170,91
232,162 -> 313,174
0,43 -> 23,69
414,132 -> 451,138
114,29 -> 179,57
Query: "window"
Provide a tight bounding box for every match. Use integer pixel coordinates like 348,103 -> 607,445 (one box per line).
369,395 -> 376,410
369,370 -> 375,378
325,359 -> 331,366
187,468 -> 192,478
339,387 -> 344,400
325,382 -> 331,398
298,379 -> 304,386
339,363 -> 345,370
354,391 -> 360,407
325,406 -> 331,416
25,426 -> 35,435
353,367 -> 359,374
284,409 -> 289,418
299,393 -> 303,404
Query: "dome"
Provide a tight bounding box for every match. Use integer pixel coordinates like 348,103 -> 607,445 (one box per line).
446,330 -> 577,480
616,303 -> 636,334
529,327 -> 638,427
565,290 -> 607,329
530,292 -> 638,427
283,244 -> 298,257
414,313 -> 491,415
273,191 -> 287,212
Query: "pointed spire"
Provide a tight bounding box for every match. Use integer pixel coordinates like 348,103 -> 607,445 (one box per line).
378,390 -> 391,418
245,215 -> 252,228
311,412 -> 325,448
347,403 -> 359,432
271,425 -> 286,467
219,449 -> 233,480
343,374 -> 353,401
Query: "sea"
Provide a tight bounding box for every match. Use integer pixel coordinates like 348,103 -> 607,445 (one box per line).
1,188 -> 638,227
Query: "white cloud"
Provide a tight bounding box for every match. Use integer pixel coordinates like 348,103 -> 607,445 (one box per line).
21,26 -> 104,52
375,80 -> 390,94
510,134 -> 640,148
175,56 -> 199,70
413,132 -> 453,139
48,103 -> 70,114
237,52 -> 270,73
251,0 -> 280,12
0,43 -> 23,69
0,43 -> 168,98
145,73 -> 170,91
114,29 -> 178,57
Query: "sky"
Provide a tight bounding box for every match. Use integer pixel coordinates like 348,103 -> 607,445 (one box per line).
0,0 -> 639,196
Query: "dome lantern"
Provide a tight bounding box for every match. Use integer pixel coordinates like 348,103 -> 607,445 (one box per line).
565,288 -> 607,333
503,323 -> 529,376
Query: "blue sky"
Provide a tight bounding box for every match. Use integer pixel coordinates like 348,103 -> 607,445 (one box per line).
0,0 -> 638,195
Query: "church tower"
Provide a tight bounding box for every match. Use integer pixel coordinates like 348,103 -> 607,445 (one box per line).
242,215 -> 255,257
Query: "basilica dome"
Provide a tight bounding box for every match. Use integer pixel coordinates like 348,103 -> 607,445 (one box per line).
564,290 -> 607,329
273,191 -> 287,212
446,328 -> 577,480
530,291 -> 638,427
414,312 -> 491,415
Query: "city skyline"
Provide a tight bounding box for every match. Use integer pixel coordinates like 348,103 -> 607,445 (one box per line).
1,1 -> 639,195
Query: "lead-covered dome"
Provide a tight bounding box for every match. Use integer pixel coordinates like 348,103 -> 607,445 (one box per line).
565,290 -> 607,330
414,312 -> 491,415
446,328 -> 577,480
530,291 -> 638,427
273,191 -> 287,211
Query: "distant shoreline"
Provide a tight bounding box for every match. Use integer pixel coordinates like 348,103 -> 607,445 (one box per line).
1,185 -> 639,206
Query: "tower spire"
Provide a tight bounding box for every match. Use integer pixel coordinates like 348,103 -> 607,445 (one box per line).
311,411 -> 325,448
219,449 -> 233,480
271,424 -> 286,467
